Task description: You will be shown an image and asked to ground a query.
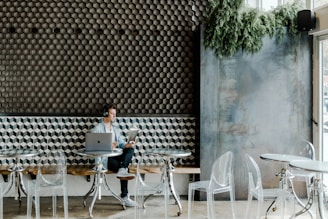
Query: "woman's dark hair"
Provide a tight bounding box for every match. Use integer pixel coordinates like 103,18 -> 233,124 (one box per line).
103,103 -> 116,117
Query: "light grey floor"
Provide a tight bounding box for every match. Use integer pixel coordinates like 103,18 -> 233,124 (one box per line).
3,195 -> 320,219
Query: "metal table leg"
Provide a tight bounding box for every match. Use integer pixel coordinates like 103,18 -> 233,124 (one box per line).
83,175 -> 96,207
295,179 -> 325,219
6,162 -> 29,207
103,174 -> 126,209
2,172 -> 14,196
84,158 -> 126,218
165,159 -> 182,216
289,177 -> 313,218
142,171 -> 166,208
88,172 -> 100,218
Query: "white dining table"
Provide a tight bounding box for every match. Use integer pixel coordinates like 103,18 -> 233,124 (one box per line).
290,160 -> 328,219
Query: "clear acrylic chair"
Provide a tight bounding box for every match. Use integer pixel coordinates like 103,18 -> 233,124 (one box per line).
27,150 -> 68,219
188,151 -> 235,219
135,153 -> 169,219
290,140 -> 316,198
245,154 -> 295,219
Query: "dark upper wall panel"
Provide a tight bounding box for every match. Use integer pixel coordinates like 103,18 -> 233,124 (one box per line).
0,0 -> 207,116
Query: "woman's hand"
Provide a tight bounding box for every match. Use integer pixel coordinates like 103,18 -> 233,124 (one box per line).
112,142 -> 118,149
124,141 -> 135,148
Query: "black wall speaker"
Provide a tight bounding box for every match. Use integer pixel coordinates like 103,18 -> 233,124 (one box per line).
297,10 -> 316,31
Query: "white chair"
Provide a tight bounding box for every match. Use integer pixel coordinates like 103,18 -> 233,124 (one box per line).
245,154 -> 295,219
135,154 -> 169,219
27,150 -> 68,219
290,140 -> 316,198
188,151 -> 235,219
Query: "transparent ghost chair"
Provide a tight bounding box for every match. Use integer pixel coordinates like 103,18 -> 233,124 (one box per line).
188,151 -> 235,219
290,140 -> 316,198
27,150 -> 68,219
245,154 -> 295,219
135,153 -> 170,219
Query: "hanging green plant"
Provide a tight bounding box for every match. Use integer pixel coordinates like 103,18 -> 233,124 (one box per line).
204,1 -> 301,57
204,0 -> 243,57
239,8 -> 266,54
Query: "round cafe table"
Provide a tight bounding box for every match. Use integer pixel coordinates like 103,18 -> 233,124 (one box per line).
76,148 -> 124,218
289,160 -> 328,219
0,148 -> 38,206
260,153 -> 312,189
260,153 -> 313,217
146,148 -> 192,216
260,153 -> 312,164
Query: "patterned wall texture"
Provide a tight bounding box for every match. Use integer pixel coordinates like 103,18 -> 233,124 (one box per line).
0,0 -> 207,115
0,116 -> 198,167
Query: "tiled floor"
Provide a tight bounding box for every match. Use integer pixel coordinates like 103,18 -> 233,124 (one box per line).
3,195 -> 320,219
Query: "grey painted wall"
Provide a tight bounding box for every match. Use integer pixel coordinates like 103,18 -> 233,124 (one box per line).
200,29 -> 312,200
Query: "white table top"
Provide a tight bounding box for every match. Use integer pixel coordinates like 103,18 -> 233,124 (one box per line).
290,160 -> 328,174
147,148 -> 191,158
260,153 -> 312,163
77,148 -> 123,158
0,148 -> 39,158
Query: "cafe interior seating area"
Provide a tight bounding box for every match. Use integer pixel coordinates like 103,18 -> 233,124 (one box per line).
1,0 -> 328,218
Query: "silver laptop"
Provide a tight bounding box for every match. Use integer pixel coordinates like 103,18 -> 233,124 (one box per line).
85,133 -> 113,152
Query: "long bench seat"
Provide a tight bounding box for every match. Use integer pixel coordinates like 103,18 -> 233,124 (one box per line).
25,165 -> 200,176
0,165 -> 200,176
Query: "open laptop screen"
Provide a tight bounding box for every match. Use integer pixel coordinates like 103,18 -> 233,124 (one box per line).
85,133 -> 113,152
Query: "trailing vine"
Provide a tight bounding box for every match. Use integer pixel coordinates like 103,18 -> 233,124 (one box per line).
204,0 -> 301,57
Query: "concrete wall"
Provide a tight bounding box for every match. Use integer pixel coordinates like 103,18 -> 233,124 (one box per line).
200,29 -> 313,200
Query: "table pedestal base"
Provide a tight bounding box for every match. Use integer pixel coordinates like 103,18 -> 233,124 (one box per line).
142,159 -> 182,216
4,165 -> 29,207
165,160 -> 182,216
295,179 -> 325,219
83,171 -> 125,218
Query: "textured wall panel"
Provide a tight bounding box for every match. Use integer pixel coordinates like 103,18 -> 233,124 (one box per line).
200,30 -> 312,199
0,116 -> 198,167
0,0 -> 206,115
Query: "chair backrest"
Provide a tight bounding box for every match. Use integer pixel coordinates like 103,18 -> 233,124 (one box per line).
299,140 -> 315,160
210,151 -> 234,188
245,154 -> 263,195
37,150 -> 67,186
136,153 -> 165,185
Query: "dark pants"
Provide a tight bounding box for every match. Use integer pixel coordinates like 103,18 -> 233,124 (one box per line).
107,147 -> 134,198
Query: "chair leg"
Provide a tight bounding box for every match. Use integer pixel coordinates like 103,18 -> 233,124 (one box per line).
257,198 -> 264,219
135,189 -> 143,219
52,191 -> 57,218
63,188 -> 69,219
26,182 -> 33,219
163,179 -> 169,219
306,178 -> 311,199
187,185 -> 194,219
245,193 -> 252,219
230,189 -> 236,219
207,191 -> 214,219
35,190 -> 40,219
